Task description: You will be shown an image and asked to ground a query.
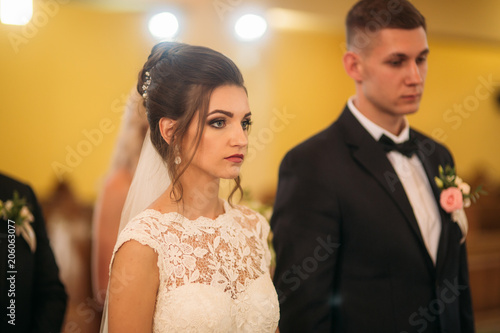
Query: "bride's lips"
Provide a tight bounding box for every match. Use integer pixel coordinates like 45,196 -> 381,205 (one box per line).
225,154 -> 244,163
401,93 -> 421,101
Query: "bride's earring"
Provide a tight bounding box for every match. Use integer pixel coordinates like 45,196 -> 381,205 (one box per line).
174,146 -> 181,165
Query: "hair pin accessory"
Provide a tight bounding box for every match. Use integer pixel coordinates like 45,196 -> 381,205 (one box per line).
142,71 -> 151,99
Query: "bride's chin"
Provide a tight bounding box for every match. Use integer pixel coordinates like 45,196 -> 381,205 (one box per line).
222,173 -> 240,180
220,165 -> 241,178
220,171 -> 241,180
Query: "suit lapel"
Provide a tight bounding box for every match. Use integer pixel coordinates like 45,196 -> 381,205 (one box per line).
337,108 -> 436,272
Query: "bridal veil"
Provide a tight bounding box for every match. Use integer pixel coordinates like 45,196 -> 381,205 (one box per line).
100,129 -> 171,332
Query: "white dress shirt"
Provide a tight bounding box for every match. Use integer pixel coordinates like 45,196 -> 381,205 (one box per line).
347,97 -> 441,264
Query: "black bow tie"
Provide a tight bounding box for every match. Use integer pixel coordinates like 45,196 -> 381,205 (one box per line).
378,134 -> 418,157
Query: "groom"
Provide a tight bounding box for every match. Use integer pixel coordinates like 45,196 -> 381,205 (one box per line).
271,0 -> 474,332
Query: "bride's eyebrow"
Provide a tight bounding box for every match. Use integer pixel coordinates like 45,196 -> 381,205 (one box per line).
208,110 -> 233,117
207,110 -> 252,118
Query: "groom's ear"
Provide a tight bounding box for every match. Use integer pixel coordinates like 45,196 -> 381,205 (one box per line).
159,117 -> 177,145
343,51 -> 363,83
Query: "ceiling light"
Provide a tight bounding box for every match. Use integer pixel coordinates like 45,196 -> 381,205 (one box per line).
148,12 -> 179,40
0,0 -> 33,25
234,14 -> 267,41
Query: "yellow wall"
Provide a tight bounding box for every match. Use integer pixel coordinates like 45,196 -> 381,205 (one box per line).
1,2 -> 500,204
418,37 -> 500,180
0,2 -> 154,202
266,31 -> 352,194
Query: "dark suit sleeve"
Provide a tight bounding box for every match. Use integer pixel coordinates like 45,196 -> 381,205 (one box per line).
28,186 -> 67,332
271,150 -> 341,332
445,149 -> 474,332
450,155 -> 474,332
458,242 -> 475,332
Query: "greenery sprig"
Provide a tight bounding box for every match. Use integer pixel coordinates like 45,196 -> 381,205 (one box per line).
0,191 -> 34,225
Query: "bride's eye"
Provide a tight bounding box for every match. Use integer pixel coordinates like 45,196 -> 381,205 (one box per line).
209,118 -> 226,129
241,119 -> 252,131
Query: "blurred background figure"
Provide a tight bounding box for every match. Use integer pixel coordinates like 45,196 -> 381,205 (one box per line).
91,88 -> 148,305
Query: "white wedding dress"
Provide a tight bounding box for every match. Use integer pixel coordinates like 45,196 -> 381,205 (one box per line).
109,200 -> 279,332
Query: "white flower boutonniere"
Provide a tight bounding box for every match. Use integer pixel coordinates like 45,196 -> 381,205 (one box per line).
434,165 -> 486,244
0,191 -> 37,252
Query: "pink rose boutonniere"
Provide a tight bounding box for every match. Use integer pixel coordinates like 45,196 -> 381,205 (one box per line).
434,165 -> 485,243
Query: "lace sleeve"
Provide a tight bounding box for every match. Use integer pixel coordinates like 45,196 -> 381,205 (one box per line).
109,214 -> 163,274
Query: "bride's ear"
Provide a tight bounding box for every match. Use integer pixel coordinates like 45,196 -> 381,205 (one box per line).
159,117 -> 177,145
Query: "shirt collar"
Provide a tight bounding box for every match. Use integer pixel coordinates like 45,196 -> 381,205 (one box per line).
347,96 -> 410,144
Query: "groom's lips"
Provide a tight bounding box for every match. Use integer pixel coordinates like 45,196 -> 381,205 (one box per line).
225,154 -> 244,163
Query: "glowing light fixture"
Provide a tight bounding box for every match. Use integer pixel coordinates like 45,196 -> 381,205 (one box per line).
0,0 -> 33,25
148,12 -> 179,40
234,14 -> 267,41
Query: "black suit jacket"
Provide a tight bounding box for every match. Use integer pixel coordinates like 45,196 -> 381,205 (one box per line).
271,106 -> 474,333
0,173 -> 67,333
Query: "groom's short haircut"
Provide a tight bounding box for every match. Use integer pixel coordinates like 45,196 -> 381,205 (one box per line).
346,0 -> 426,51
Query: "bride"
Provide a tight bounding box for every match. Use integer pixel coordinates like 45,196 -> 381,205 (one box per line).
101,42 -> 279,332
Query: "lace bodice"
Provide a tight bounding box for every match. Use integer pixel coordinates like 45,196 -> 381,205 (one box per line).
111,201 -> 279,332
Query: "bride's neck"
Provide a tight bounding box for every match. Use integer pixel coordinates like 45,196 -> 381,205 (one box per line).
155,174 -> 223,220
181,177 -> 223,220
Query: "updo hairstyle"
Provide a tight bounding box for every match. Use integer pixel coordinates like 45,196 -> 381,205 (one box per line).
137,42 -> 246,203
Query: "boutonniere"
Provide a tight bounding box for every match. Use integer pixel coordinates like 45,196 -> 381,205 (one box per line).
0,191 -> 37,252
434,165 -> 485,243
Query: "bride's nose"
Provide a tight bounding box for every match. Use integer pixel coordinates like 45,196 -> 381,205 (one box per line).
229,124 -> 248,147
